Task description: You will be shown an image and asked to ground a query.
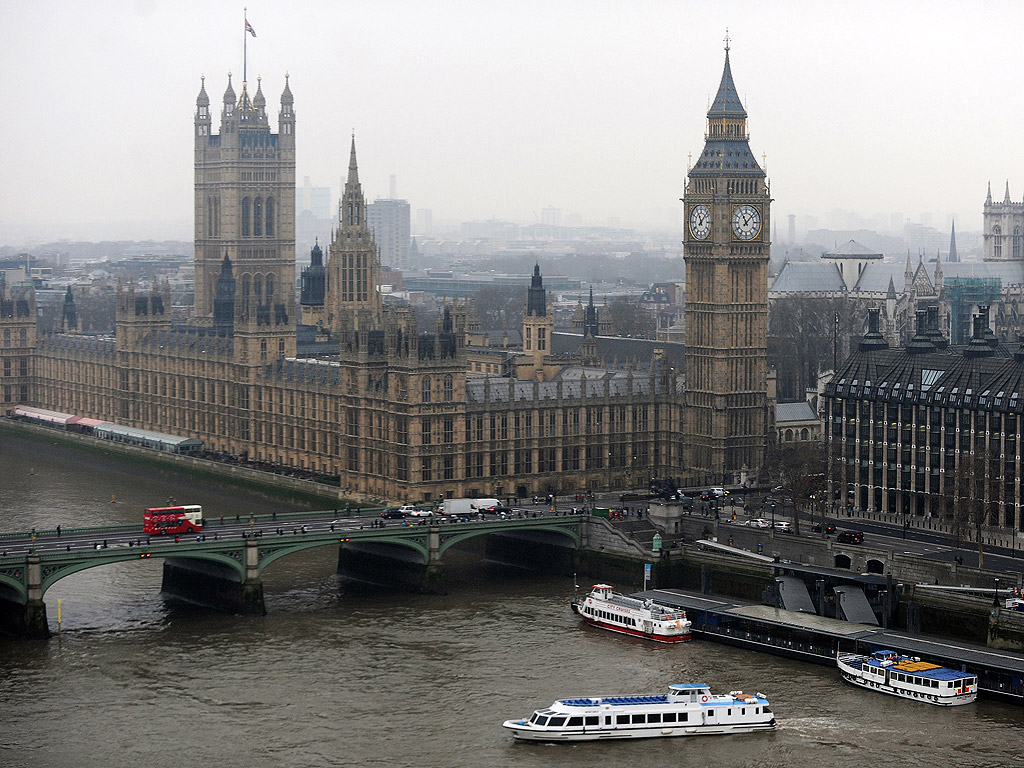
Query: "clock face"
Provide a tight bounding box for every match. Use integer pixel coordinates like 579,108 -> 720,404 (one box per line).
689,204 -> 711,240
732,205 -> 761,240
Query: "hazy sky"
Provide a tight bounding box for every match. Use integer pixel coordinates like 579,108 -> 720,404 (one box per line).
1,0 -> 1022,243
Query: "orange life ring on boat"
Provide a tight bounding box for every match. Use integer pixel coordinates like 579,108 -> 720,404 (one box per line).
701,695 -> 708,702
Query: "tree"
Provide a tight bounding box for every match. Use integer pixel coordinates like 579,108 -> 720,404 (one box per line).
768,296 -> 866,401
941,451 -> 996,568
762,442 -> 826,536
472,285 -> 524,333
605,297 -> 657,339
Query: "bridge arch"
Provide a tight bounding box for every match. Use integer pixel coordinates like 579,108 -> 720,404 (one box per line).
865,558 -> 885,574
834,553 -> 852,569
437,521 -> 580,557
39,550 -> 246,597
256,535 -> 430,573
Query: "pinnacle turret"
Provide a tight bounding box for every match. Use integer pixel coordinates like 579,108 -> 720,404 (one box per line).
223,73 -> 235,106
196,75 -> 209,107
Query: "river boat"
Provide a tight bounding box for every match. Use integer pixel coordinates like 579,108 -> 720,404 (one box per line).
836,649 -> 977,706
502,683 -> 775,742
571,584 -> 692,643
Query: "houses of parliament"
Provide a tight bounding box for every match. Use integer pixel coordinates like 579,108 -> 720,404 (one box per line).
0,47 -> 771,503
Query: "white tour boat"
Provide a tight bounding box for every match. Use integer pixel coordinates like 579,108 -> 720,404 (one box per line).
503,683 -> 775,742
837,649 -> 977,706
571,584 -> 692,643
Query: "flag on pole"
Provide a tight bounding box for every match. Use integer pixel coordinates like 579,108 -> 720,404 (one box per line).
245,20 -> 257,37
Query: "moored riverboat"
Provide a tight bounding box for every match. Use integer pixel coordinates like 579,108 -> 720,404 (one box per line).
571,584 -> 692,642
837,649 -> 977,706
503,683 -> 775,742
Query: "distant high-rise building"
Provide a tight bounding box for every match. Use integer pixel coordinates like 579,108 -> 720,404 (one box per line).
367,197 -> 412,269
298,176 -> 332,220
415,208 -> 433,236
541,207 -> 561,227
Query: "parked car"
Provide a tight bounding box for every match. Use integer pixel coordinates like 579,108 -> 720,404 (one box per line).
836,530 -> 864,544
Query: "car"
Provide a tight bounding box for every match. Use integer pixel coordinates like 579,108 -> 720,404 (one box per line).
380,508 -> 406,519
812,523 -> 838,536
836,530 -> 864,544
773,521 -> 793,533
400,505 -> 433,517
746,518 -> 772,529
708,487 -> 728,498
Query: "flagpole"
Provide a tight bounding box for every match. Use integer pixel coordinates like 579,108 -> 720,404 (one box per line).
243,7 -> 248,85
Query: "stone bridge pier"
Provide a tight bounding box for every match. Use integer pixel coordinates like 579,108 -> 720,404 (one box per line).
161,541 -> 266,615
337,527 -> 445,594
0,555 -> 50,639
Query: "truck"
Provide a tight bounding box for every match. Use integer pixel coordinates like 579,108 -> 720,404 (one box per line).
442,497 -> 501,516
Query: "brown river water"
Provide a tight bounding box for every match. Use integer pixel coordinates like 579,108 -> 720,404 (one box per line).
1,429 -> 1021,767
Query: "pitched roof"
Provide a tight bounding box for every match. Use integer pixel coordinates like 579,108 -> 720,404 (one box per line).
776,401 -> 818,423
770,261 -> 845,294
823,240 -> 883,258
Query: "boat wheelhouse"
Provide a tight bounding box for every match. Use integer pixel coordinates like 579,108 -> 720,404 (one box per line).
503,683 -> 775,742
572,584 -> 692,643
837,650 -> 977,706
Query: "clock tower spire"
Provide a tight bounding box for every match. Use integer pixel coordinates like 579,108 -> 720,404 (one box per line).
682,40 -> 770,483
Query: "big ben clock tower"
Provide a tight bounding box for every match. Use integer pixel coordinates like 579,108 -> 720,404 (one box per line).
683,38 -> 770,483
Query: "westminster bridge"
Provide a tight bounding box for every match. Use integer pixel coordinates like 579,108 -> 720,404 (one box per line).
0,510 -> 584,638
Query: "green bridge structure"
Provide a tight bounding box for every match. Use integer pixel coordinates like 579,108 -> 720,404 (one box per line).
0,510 -> 584,638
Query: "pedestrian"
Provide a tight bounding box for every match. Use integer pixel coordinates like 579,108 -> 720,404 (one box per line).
56,525 -> 61,537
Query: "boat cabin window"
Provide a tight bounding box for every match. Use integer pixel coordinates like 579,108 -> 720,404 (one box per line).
567,717 -> 582,726
548,716 -> 566,727
533,715 -> 549,726
616,715 -> 629,725
663,712 -> 676,723
631,714 -> 645,724
707,709 -> 715,717
648,713 -> 661,724
585,716 -> 599,726
763,706 -> 772,713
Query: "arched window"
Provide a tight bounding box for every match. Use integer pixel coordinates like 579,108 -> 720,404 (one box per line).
1014,226 -> 1021,259
241,197 -> 250,237
253,197 -> 263,237
994,224 -> 1002,259
422,378 -> 431,403
266,274 -> 274,300
801,428 -> 809,440
443,375 -> 453,402
785,429 -> 793,441
265,197 -> 274,237
254,275 -> 263,300
241,274 -> 251,302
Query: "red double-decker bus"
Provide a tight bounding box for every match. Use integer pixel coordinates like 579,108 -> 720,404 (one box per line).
143,505 -> 204,535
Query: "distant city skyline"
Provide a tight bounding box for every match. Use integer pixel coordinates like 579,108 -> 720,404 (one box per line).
2,2 -> 1022,244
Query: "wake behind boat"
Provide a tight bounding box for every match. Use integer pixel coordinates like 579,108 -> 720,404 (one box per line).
572,584 -> 692,643
502,683 -> 775,742
837,649 -> 977,706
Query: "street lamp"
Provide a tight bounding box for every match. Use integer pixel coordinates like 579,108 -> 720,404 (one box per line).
994,577 -> 1001,608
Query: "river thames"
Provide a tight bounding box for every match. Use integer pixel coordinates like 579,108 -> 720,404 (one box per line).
1,429 -> 1021,767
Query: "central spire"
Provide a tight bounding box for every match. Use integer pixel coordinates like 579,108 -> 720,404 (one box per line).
340,134 -> 365,232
